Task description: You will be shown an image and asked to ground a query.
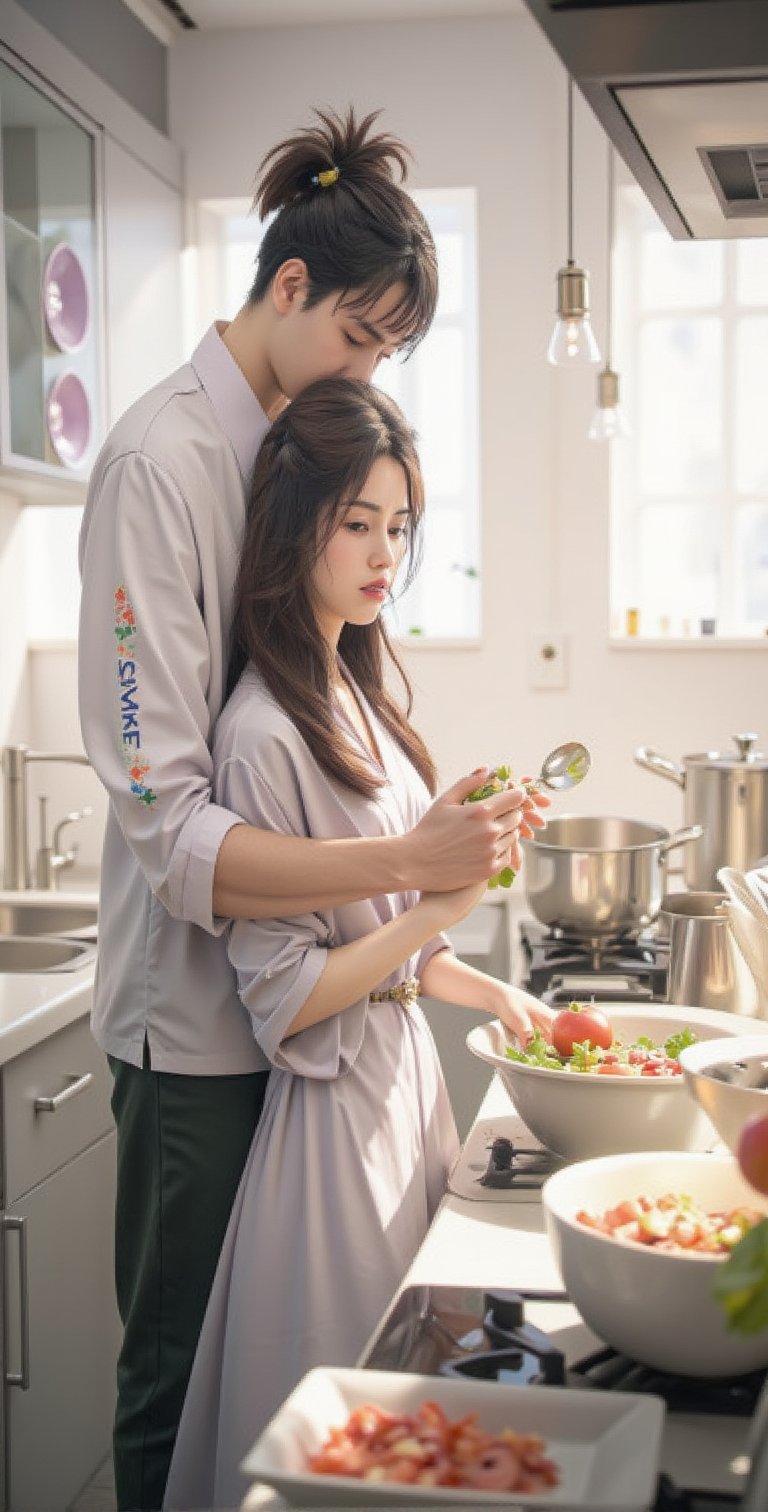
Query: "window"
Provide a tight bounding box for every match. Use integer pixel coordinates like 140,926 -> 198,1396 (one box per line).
610,185 -> 768,641
377,190 -> 480,643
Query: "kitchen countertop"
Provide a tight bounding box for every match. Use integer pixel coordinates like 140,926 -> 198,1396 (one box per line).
242,1070 -> 757,1510
0,887 -> 97,1065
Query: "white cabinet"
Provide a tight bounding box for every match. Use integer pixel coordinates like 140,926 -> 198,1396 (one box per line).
0,50 -> 103,495
1,1013 -> 120,1512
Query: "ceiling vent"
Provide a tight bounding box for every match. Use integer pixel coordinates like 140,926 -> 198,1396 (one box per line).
700,143 -> 768,217
521,0 -> 768,239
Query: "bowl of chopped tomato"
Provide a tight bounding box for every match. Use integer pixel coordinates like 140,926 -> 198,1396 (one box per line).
542,1150 -> 768,1377
241,1364 -> 663,1508
466,1003 -> 768,1160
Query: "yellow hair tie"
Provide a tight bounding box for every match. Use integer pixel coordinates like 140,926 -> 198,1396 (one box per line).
311,165 -> 340,189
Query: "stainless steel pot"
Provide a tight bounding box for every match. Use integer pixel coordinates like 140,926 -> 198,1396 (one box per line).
635,733 -> 768,891
521,815 -> 703,939
660,891 -> 760,1017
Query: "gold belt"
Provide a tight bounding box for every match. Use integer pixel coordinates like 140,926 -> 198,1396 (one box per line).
369,976 -> 420,1006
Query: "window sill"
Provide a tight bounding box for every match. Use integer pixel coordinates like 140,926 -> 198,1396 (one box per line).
394,637 -> 482,651
609,637 -> 768,650
28,640 -> 79,652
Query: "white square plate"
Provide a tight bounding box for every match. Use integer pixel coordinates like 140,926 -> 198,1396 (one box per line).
241,1366 -> 664,1509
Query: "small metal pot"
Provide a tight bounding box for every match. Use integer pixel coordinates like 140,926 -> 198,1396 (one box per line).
660,891 -> 760,1017
635,733 -> 768,891
521,815 -> 703,940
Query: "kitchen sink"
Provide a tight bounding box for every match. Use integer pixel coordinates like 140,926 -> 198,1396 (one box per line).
0,899 -> 97,938
0,935 -> 95,973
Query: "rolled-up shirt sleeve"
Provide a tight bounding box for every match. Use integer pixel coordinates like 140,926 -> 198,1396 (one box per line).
218,746 -> 368,1079
78,451 -> 243,933
417,934 -> 454,977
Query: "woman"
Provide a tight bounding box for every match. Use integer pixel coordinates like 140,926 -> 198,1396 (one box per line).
163,378 -> 556,1509
79,107 -> 541,1509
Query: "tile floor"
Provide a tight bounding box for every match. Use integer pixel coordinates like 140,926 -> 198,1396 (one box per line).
68,1455 -> 116,1512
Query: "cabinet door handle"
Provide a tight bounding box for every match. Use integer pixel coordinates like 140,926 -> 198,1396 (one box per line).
34,1071 -> 94,1112
2,1216 -> 30,1389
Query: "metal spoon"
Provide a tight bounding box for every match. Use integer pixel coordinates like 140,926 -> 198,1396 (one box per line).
530,740 -> 591,794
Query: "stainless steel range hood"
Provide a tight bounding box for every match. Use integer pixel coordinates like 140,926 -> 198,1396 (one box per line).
521,0 -> 768,239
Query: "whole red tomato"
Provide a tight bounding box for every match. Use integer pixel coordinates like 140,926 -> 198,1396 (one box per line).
552,1002 -> 613,1057
737,1111 -> 768,1197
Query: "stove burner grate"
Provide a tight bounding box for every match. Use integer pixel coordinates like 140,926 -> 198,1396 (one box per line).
571,1343 -> 766,1416
519,917 -> 669,1000
363,1283 -> 765,1416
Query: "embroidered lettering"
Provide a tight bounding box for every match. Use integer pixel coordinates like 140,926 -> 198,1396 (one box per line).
113,586 -> 157,806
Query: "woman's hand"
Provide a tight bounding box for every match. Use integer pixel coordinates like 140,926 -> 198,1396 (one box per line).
491,984 -> 558,1049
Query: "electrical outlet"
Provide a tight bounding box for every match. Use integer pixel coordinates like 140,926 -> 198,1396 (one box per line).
528,632 -> 567,690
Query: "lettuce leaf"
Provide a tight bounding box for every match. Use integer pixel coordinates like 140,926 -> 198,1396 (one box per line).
713,1217 -> 768,1334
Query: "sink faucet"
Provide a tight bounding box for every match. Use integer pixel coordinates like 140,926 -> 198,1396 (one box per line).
2,745 -> 91,890
34,797 -> 94,890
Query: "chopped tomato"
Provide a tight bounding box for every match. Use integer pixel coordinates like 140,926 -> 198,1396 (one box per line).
309,1400 -> 560,1491
577,1193 -> 764,1254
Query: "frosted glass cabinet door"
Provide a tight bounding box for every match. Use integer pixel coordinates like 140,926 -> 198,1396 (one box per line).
3,1133 -> 120,1512
0,54 -> 101,485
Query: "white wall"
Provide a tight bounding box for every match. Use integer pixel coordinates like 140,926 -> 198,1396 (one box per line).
0,493 -> 30,749
168,13 -> 766,838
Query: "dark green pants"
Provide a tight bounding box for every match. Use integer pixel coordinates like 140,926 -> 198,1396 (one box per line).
108,1054 -> 269,1512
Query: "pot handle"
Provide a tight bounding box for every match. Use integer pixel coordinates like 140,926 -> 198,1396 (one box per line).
658,823 -> 704,858
634,746 -> 686,789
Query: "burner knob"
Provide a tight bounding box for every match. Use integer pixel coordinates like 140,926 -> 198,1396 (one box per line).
489,1137 -> 514,1171
484,1290 -> 524,1332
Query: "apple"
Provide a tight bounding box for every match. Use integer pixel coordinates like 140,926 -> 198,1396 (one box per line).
737,1111 -> 768,1197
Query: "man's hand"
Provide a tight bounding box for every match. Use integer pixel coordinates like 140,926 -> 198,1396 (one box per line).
401,768 -> 549,892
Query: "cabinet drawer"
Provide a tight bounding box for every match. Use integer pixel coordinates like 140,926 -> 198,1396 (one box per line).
3,1015 -> 113,1202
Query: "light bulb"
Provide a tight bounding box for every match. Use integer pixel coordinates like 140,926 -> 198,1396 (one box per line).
587,366 -> 631,442
547,263 -> 601,367
588,403 -> 630,441
548,314 -> 601,366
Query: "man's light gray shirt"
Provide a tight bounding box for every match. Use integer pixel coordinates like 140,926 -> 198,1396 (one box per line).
78,324 -> 271,1073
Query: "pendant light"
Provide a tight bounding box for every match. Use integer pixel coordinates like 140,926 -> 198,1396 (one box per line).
547,75 -> 601,367
589,143 -> 630,441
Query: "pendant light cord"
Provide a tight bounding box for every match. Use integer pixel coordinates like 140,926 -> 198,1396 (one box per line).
606,143 -> 615,366
567,75 -> 574,265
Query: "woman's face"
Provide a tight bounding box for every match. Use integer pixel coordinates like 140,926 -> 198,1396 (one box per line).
310,455 -> 411,647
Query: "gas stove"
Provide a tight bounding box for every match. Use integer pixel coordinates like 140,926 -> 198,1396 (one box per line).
447,1113 -> 561,1201
362,1284 -> 760,1510
520,917 -> 669,1005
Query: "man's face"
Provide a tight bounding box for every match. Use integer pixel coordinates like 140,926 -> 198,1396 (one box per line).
270,279 -> 408,399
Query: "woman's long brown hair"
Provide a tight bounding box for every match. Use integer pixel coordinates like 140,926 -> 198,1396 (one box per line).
229,378 -> 437,798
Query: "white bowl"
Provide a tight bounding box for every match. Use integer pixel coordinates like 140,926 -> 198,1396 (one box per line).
542,1150 -> 768,1378
679,1033 -> 768,1154
241,1364 -> 664,1510
466,1004 -> 768,1159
